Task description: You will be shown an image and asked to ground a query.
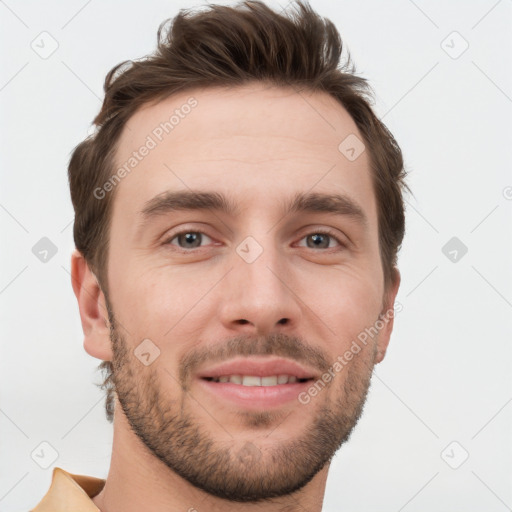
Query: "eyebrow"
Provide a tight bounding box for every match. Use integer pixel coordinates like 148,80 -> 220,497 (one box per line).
138,189 -> 368,231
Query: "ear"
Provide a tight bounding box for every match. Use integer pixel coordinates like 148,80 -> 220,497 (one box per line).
374,267 -> 401,364
71,249 -> 113,361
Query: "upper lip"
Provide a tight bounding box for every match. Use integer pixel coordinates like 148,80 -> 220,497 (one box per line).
195,356 -> 318,380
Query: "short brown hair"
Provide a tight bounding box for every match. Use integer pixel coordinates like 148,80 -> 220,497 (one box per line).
69,0 -> 408,423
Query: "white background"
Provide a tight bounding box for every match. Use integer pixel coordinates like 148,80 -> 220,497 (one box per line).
1,0 -> 511,510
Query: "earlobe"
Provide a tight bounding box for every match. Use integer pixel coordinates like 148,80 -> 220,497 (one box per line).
70,250 -> 113,361
375,267 -> 401,364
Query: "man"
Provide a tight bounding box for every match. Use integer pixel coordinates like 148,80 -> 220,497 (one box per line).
31,0 -> 407,510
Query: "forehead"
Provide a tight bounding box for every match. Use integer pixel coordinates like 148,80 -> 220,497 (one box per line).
111,83 -> 376,226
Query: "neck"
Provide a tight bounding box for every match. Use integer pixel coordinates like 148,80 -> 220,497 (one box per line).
92,409 -> 328,512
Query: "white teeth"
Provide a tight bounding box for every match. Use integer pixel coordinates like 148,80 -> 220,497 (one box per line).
242,376 -> 261,386
209,374 -> 305,385
261,376 -> 278,386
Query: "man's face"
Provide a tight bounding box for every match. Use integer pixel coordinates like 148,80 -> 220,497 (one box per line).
102,83 -> 398,501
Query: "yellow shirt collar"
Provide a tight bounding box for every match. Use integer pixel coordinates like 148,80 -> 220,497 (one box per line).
31,467 -> 105,512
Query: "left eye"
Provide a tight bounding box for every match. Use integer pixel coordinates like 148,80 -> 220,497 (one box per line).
297,232 -> 343,249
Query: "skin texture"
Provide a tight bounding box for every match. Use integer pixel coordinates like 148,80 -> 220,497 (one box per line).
71,82 -> 400,512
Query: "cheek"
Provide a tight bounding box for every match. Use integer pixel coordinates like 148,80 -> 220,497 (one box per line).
308,270 -> 383,347
117,264 -> 219,347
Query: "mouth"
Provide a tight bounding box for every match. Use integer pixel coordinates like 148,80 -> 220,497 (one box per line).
202,375 -> 311,385
195,357 -> 317,409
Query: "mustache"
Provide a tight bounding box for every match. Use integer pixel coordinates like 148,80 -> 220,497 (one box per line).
105,298 -> 332,386
179,332 -> 331,386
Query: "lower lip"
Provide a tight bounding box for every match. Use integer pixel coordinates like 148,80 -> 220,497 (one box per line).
196,378 -> 312,409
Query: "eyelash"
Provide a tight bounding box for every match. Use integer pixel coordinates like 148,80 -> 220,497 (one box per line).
163,229 -> 347,252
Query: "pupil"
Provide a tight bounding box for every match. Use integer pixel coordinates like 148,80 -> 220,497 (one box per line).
309,234 -> 328,248
181,232 -> 201,248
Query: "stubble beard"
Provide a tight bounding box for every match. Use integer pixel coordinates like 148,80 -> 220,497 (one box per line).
106,300 -> 376,503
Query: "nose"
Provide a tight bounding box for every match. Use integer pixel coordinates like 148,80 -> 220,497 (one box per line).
218,239 -> 302,336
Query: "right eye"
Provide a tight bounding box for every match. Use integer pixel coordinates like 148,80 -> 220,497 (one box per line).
163,230 -> 215,251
